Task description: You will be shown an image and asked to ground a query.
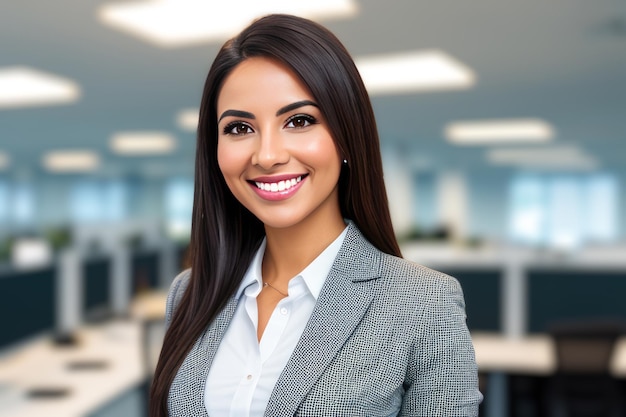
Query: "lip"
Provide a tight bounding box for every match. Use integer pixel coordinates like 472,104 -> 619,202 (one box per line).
251,173 -> 306,183
248,174 -> 307,201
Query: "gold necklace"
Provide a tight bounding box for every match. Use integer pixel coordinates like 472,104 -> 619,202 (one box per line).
262,281 -> 288,297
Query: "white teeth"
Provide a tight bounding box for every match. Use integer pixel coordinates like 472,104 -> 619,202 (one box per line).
255,176 -> 302,192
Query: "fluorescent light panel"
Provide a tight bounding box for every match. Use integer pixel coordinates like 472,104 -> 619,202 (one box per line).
43,150 -> 100,172
355,50 -> 475,95
487,146 -> 597,170
176,108 -> 199,131
446,118 -> 554,144
0,67 -> 80,109
111,132 -> 176,155
98,0 -> 358,47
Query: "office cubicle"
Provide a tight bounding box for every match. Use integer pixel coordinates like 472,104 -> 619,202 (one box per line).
83,256 -> 112,322
0,265 -> 55,350
527,268 -> 626,333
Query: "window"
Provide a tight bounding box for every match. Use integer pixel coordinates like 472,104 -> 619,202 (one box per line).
164,177 -> 193,240
509,174 -> 619,248
14,183 -> 36,226
70,179 -> 127,223
0,180 -> 8,224
585,175 -> 618,242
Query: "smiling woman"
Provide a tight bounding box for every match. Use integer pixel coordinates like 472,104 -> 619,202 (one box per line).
150,14 -> 482,417
217,57 -> 343,233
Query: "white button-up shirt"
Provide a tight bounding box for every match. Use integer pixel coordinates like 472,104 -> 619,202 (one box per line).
205,227 -> 348,416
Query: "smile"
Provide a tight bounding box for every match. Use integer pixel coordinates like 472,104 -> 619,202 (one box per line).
254,175 -> 302,192
248,174 -> 308,201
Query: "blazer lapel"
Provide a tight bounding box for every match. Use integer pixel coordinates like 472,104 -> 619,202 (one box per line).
172,295 -> 238,417
264,224 -> 382,416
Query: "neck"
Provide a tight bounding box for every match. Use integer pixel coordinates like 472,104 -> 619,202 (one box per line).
262,214 -> 346,285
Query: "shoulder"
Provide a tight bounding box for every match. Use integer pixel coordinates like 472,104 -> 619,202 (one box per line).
375,252 -> 465,313
340,222 -> 463,305
380,252 -> 460,291
165,268 -> 192,328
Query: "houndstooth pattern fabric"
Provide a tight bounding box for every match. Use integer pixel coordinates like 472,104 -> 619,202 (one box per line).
164,222 -> 482,416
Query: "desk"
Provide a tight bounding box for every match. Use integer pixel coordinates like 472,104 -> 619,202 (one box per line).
472,332 -> 626,417
0,321 -> 143,417
472,332 -> 626,378
472,332 -> 555,375
130,291 -> 168,322
0,292 -> 171,417
131,291 -> 168,376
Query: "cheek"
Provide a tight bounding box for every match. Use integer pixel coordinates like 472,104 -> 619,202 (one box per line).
217,142 -> 241,178
304,138 -> 341,170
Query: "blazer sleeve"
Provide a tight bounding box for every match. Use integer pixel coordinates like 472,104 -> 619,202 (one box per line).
401,274 -> 483,416
164,268 -> 191,330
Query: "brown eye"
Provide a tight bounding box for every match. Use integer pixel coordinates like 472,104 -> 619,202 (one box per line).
223,122 -> 253,135
291,117 -> 307,128
285,114 -> 316,129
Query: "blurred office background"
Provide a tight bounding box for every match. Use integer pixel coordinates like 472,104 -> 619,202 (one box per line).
1,1 -> 625,416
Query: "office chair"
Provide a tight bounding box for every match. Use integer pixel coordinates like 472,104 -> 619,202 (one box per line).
545,318 -> 626,417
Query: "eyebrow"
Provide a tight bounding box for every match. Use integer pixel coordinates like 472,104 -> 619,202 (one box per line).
217,100 -> 319,123
218,110 -> 255,123
276,100 -> 318,116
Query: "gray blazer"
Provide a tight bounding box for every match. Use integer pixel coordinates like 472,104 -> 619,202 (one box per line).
165,223 -> 482,416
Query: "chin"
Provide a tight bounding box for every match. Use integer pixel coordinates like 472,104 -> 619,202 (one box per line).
255,216 -> 306,230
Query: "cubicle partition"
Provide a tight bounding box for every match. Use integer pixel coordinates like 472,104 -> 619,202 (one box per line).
527,268 -> 626,333
0,265 -> 56,350
131,250 -> 160,295
83,256 -> 112,322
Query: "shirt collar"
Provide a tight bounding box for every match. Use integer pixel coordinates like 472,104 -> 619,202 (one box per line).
236,239 -> 266,299
235,225 -> 349,300
298,225 -> 348,299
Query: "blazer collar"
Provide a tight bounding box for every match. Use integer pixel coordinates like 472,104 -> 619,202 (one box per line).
264,222 -> 383,416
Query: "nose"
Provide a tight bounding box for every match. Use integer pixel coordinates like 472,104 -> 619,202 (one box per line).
251,131 -> 289,170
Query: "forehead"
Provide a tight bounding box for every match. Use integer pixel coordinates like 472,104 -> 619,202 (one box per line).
217,57 -> 314,111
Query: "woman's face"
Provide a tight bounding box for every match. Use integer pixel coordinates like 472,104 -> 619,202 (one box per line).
216,57 -> 342,231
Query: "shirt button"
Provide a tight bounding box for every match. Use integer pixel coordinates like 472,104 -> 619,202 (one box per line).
246,374 -> 253,380
280,307 -> 288,315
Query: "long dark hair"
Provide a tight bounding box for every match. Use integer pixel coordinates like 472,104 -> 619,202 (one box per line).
150,14 -> 401,416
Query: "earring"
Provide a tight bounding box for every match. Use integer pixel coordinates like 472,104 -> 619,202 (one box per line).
343,159 -> 348,164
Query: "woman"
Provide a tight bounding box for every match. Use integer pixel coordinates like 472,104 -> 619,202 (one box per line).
151,14 -> 482,417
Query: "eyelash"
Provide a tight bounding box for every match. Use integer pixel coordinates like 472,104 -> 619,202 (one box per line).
221,114 -> 318,136
222,122 -> 253,136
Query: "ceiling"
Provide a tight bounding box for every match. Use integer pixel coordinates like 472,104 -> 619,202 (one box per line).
1,0 -> 625,179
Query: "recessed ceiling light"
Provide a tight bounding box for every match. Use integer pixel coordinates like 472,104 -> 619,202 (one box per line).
98,0 -> 358,47
446,119 -> 554,144
110,131 -> 176,155
355,50 -> 475,95
176,108 -> 199,131
0,67 -> 81,109
0,152 -> 9,170
43,151 -> 100,172
486,146 -> 597,170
